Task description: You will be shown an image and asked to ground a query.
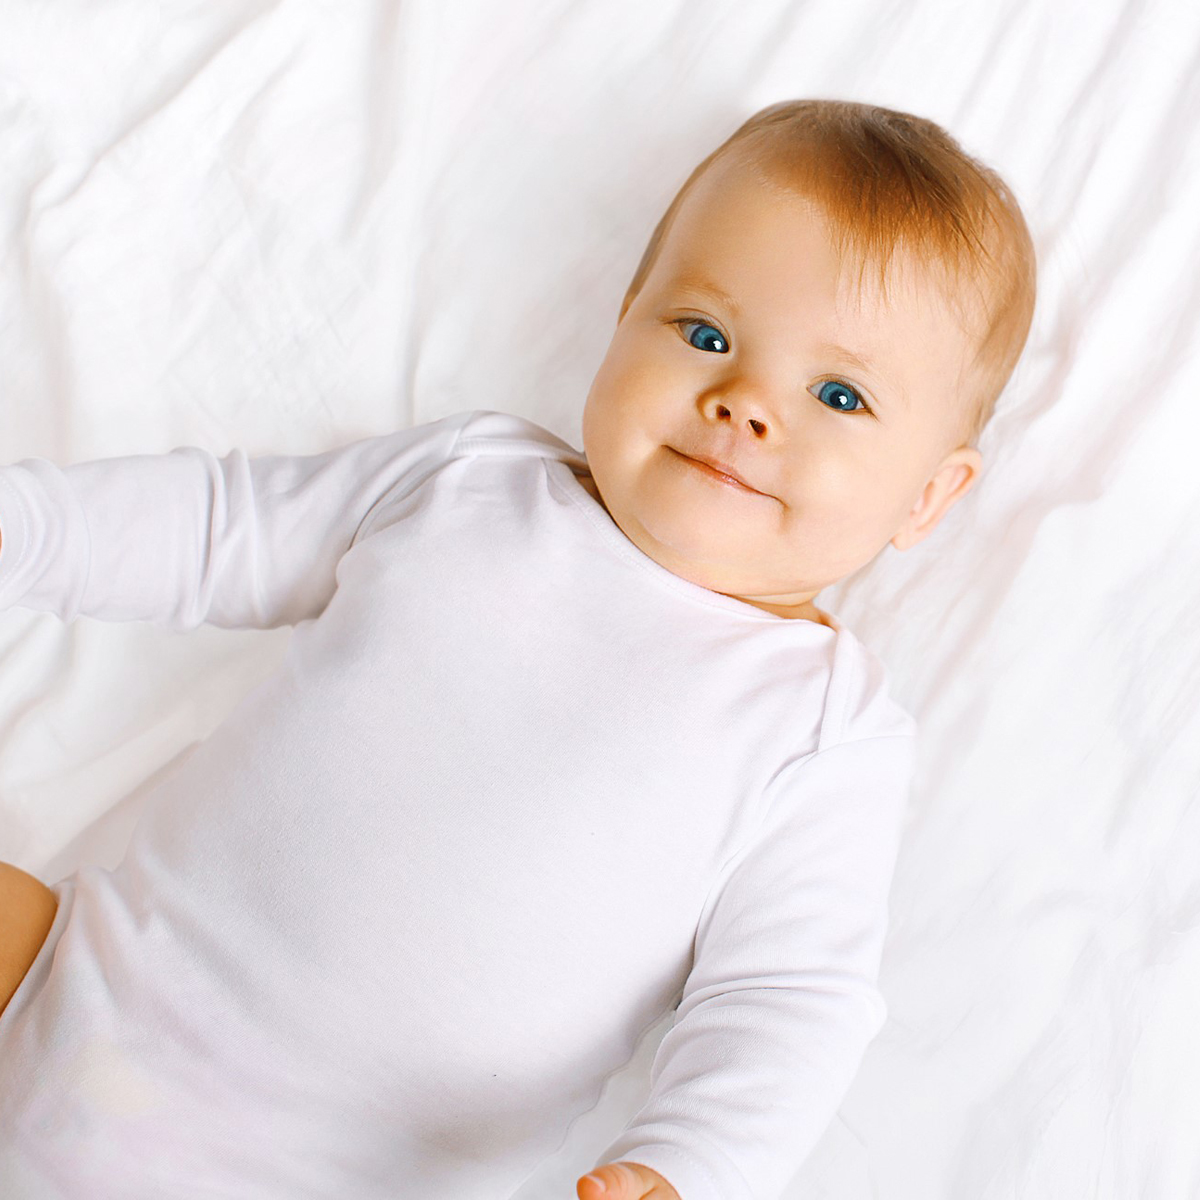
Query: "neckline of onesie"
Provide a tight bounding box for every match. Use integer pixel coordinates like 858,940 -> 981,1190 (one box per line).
546,458 -> 842,636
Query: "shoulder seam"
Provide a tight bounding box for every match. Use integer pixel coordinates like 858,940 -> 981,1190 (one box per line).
452,411 -> 585,464
764,732 -> 917,808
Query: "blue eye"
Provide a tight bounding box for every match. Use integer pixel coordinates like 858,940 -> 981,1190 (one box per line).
814,379 -> 866,413
678,320 -> 729,354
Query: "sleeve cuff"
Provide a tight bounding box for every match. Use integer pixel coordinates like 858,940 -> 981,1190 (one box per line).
597,1143 -> 733,1200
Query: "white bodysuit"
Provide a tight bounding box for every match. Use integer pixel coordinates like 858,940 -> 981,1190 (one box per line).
0,410 -> 917,1200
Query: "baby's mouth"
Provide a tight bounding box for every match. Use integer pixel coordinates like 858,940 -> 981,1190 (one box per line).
669,448 -> 767,497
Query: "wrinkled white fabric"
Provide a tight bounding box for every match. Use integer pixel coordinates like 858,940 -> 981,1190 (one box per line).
0,410 -> 915,1200
5,3 -> 1198,1196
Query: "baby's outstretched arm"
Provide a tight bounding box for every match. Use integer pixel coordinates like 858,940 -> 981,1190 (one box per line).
0,412 -> 471,632
581,732 -> 915,1200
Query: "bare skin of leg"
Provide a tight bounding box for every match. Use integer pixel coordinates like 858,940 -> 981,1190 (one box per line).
0,862 -> 58,1019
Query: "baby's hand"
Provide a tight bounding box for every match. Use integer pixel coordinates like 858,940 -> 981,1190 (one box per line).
577,1160 -> 681,1200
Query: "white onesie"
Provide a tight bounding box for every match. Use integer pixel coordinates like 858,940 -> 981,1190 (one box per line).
0,410 -> 917,1200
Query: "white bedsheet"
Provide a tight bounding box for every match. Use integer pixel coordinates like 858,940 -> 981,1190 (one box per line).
2,2 -> 1198,1197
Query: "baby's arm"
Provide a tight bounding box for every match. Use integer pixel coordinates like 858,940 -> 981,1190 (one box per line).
0,412 -> 471,630
589,734 -> 916,1200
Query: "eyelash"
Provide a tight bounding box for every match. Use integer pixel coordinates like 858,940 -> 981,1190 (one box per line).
669,317 -> 874,416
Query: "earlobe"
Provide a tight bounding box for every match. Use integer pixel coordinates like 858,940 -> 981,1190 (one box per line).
890,447 -> 983,552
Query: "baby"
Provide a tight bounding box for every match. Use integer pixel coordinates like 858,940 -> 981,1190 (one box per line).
0,99 -> 1035,1200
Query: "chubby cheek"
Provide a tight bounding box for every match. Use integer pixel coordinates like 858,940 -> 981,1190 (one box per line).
599,333 -> 681,413
585,338 -> 680,462
783,452 -> 889,545
796,456 -> 916,571
787,445 -> 859,515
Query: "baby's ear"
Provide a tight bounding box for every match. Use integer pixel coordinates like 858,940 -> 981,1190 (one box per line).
890,446 -> 983,551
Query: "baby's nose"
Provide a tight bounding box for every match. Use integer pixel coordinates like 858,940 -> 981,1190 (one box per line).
703,387 -> 773,437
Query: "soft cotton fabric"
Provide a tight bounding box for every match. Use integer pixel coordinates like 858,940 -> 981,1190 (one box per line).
0,410 -> 916,1200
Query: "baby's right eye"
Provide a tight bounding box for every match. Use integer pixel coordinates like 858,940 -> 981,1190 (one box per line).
676,319 -> 730,354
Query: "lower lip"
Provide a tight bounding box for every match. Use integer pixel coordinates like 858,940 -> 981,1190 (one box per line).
673,449 -> 763,495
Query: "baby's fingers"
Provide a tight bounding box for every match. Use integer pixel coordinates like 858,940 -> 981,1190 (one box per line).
576,1160 -> 680,1200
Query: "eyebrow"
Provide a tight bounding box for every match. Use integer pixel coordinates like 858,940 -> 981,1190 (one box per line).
817,342 -> 877,378
672,277 -> 742,316
816,342 -> 905,410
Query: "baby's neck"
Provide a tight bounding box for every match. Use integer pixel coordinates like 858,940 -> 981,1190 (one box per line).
577,472 -> 832,627
733,596 -> 834,625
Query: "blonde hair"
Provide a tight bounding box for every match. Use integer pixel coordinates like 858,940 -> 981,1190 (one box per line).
623,99 -> 1037,447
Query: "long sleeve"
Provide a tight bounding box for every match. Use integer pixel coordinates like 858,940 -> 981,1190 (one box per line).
596,733 -> 917,1200
0,411 -> 470,631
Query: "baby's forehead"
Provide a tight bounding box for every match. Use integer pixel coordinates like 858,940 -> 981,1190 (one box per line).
668,166 -> 984,338
719,148 -> 990,307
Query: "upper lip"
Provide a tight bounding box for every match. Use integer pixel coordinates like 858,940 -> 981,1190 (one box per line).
678,449 -> 762,493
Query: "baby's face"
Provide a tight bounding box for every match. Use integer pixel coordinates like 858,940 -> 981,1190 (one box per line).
580,153 -> 985,622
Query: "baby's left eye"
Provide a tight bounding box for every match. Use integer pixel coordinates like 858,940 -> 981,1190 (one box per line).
677,320 -> 729,354
812,379 -> 868,413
